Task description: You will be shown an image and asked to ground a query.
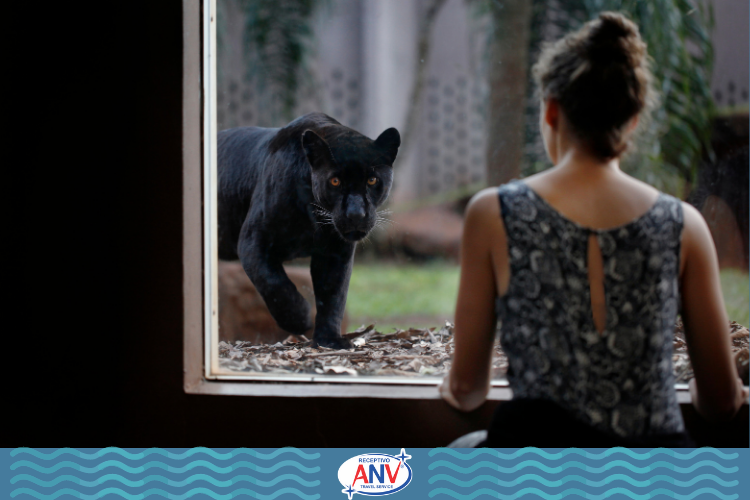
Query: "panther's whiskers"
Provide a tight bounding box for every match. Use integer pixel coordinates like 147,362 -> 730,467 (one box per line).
375,209 -> 396,227
311,202 -> 335,227
311,202 -> 332,215
374,216 -> 396,229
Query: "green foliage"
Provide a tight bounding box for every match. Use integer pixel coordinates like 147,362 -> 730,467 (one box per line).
525,0 -> 715,197
235,0 -> 324,122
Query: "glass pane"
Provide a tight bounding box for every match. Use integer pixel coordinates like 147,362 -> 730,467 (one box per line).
211,0 -> 749,388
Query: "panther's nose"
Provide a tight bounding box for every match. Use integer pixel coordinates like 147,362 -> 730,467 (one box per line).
346,197 -> 366,222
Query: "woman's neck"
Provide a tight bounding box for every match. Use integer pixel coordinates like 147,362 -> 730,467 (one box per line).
546,109 -> 622,174
553,145 -> 621,176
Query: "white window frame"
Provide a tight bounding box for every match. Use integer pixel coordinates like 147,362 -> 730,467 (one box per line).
183,0 -> 691,402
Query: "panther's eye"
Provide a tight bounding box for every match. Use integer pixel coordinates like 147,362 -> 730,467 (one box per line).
330,177 -> 341,187
367,177 -> 378,186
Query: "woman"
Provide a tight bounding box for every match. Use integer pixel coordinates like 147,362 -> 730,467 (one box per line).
440,12 -> 748,447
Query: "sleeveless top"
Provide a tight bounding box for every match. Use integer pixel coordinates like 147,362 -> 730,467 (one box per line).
496,181 -> 685,438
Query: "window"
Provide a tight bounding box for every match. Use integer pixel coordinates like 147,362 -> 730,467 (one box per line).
185,0 -> 747,402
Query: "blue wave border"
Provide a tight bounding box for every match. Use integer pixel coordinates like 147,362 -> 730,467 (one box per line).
425,447 -> 745,500
2,447 -> 748,500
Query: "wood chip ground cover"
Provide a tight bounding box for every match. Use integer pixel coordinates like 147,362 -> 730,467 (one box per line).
219,320 -> 749,385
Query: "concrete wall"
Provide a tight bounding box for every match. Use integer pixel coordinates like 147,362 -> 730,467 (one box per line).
709,0 -> 749,111
216,0 -> 489,204
216,0 -> 749,203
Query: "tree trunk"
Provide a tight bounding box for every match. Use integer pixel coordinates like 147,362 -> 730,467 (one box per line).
398,0 -> 448,163
485,0 -> 532,186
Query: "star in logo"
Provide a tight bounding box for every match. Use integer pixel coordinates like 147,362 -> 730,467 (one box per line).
396,449 -> 411,462
342,484 -> 356,500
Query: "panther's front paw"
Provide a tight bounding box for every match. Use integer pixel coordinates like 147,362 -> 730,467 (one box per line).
313,335 -> 352,350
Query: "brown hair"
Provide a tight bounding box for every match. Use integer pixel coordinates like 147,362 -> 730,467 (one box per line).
532,11 -> 655,160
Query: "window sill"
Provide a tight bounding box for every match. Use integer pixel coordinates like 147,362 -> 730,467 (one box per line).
185,377 -> 693,404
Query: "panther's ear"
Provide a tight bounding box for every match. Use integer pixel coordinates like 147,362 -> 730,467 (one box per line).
374,127 -> 401,166
301,130 -> 334,170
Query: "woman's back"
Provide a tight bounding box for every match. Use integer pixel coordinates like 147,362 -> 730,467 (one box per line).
522,159 -> 660,232
494,155 -> 667,321
496,179 -> 684,438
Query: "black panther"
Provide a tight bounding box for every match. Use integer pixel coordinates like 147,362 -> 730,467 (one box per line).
218,113 -> 400,349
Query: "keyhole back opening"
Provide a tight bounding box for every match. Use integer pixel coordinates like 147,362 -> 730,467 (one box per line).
587,233 -> 607,335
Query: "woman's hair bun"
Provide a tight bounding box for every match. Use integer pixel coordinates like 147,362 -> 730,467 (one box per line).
532,11 -> 655,160
586,12 -> 645,66
593,11 -> 638,41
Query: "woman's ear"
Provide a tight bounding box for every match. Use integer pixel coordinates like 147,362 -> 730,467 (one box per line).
540,98 -> 559,164
544,98 -> 559,129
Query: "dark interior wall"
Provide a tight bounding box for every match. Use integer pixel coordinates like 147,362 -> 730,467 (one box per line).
7,1 -> 747,448
9,1 -> 494,447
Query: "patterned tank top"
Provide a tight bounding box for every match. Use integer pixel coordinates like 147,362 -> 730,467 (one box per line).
496,181 -> 685,438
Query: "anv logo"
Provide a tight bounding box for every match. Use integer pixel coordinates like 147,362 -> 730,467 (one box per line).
338,449 -> 413,499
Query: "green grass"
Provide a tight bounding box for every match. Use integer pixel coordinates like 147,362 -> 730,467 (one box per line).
347,262 -> 459,331
347,263 -> 750,330
720,269 -> 749,327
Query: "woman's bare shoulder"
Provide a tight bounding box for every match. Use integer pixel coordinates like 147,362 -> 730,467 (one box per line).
619,171 -> 661,197
463,187 -> 505,252
466,187 -> 502,219
681,201 -> 711,240
681,200 -> 704,222
679,200 -> 715,273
